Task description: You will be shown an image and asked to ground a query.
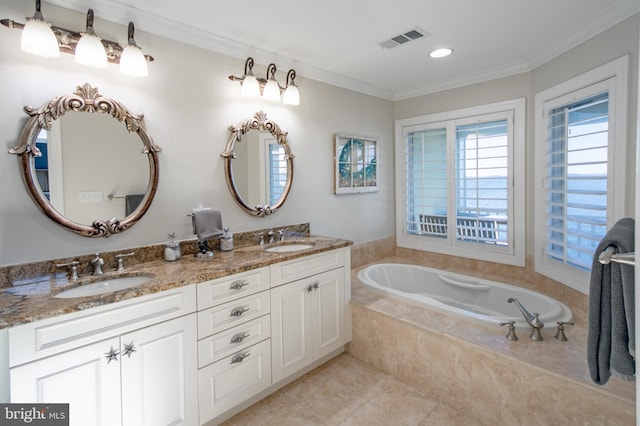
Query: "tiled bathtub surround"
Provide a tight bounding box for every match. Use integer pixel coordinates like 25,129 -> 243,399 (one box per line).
348,253 -> 635,425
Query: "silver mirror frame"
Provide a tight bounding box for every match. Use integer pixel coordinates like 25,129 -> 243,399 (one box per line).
221,111 -> 294,216
9,83 -> 162,237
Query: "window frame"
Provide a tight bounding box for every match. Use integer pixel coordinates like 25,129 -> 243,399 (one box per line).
534,55 -> 628,294
395,98 -> 526,266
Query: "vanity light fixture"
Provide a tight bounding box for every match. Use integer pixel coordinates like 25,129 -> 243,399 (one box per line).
229,57 -> 300,105
1,1 -> 154,75
20,0 -> 59,58
74,9 -> 107,68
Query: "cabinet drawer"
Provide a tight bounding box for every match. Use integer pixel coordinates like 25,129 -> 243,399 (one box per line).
9,285 -> 196,367
270,248 -> 345,287
198,339 -> 271,423
197,267 -> 270,310
198,314 -> 270,368
197,291 -> 270,339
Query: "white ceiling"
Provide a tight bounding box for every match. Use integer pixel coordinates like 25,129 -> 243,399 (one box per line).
44,0 -> 640,100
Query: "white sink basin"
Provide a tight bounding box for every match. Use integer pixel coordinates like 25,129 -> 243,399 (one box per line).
264,244 -> 314,253
54,275 -> 152,299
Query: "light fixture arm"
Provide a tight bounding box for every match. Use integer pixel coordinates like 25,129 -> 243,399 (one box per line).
286,69 -> 297,87
84,8 -> 97,36
32,0 -> 45,21
266,63 -> 277,81
244,57 -> 255,76
127,21 -> 138,47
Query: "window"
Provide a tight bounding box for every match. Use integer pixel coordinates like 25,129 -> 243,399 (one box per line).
395,99 -> 525,266
534,56 -> 628,294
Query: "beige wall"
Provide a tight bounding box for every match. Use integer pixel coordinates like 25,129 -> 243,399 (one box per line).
0,0 -> 637,268
394,14 -> 639,257
0,0 -> 394,266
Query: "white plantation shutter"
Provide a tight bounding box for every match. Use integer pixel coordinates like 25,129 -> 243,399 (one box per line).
455,119 -> 509,245
543,92 -> 609,270
405,126 -> 448,237
535,56 -> 628,294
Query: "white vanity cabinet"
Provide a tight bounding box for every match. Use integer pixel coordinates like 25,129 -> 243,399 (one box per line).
270,248 -> 350,384
196,267 -> 272,425
8,286 -> 198,426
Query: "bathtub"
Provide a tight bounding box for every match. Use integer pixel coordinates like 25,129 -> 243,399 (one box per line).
357,263 -> 572,329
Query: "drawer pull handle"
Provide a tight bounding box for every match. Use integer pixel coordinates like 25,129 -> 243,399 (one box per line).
230,306 -> 250,317
231,352 -> 251,364
105,347 -> 120,364
230,332 -> 250,344
313,282 -> 319,290
307,284 -> 314,293
229,280 -> 250,291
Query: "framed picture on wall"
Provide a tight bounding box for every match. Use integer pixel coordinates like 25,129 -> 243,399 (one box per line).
334,134 -> 378,194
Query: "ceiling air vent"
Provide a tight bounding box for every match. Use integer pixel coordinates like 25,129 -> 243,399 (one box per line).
380,27 -> 428,49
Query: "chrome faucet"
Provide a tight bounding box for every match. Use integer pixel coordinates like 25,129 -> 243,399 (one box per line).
90,253 -> 104,275
508,297 -> 544,341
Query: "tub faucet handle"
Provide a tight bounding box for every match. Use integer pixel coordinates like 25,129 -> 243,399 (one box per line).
554,320 -> 575,341
499,321 -> 518,341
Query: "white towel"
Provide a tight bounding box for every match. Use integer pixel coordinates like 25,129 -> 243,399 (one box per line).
192,208 -> 223,241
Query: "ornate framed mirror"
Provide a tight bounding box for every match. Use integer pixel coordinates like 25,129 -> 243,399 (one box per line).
9,83 -> 162,237
221,111 -> 294,216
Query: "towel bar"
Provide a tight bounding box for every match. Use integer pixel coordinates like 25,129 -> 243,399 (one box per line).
598,246 -> 635,266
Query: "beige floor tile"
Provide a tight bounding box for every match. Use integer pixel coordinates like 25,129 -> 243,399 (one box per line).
222,353 -> 456,426
419,402 -> 480,426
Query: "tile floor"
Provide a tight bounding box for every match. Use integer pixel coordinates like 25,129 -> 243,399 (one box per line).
221,352 -> 479,426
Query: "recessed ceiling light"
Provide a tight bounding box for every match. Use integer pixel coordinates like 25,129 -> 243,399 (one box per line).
429,48 -> 453,58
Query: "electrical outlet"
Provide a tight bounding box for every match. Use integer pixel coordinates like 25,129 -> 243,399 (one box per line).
79,191 -> 103,203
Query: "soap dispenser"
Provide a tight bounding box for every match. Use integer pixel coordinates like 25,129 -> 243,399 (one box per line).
164,232 -> 181,261
219,227 -> 234,252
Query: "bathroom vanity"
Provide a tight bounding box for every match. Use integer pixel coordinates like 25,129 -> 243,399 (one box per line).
0,235 -> 351,426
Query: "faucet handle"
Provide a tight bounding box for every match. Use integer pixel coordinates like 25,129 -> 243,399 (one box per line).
499,321 -> 518,341
56,261 -> 80,281
115,252 -> 135,272
554,320 -> 575,341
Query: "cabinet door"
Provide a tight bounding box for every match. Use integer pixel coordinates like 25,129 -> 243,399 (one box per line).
10,337 -> 122,426
120,314 -> 198,426
312,268 -> 345,359
270,278 -> 313,384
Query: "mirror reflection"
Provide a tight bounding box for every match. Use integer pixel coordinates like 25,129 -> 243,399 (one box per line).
34,113 -> 150,225
222,111 -> 294,216
232,130 -> 288,207
10,83 -> 161,238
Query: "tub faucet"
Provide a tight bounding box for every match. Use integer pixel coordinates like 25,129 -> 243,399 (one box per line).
90,253 -> 104,275
508,297 -> 544,341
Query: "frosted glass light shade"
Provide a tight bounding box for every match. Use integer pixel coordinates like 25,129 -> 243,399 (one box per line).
282,85 -> 300,105
75,33 -> 107,68
240,75 -> 260,97
263,80 -> 280,101
120,45 -> 148,77
21,19 -> 59,58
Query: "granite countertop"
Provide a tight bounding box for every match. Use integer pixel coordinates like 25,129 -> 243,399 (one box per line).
0,235 -> 352,329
